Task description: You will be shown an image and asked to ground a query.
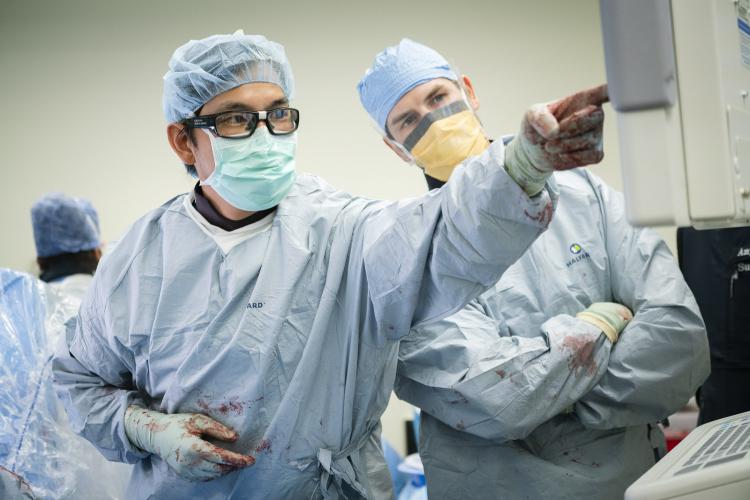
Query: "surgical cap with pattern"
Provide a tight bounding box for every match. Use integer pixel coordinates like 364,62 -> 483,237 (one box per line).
162,30 -> 294,123
31,193 -> 100,258
357,38 -> 457,132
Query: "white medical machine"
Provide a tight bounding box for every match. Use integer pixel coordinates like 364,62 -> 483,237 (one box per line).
600,0 -> 750,228
625,411 -> 750,500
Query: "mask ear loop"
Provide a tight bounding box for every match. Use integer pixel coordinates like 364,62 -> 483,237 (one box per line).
198,128 -> 222,187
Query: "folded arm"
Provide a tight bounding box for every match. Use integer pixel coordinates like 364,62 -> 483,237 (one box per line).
395,302 -> 613,441
573,175 -> 710,428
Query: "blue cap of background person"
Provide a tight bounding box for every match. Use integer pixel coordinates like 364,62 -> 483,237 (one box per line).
357,38 -> 458,132
163,30 -> 295,123
31,193 -> 100,258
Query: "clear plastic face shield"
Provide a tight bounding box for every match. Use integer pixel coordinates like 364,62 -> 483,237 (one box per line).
377,72 -> 490,182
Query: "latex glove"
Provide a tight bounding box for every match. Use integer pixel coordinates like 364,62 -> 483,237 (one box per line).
124,405 -> 255,481
576,302 -> 633,344
505,84 -> 609,195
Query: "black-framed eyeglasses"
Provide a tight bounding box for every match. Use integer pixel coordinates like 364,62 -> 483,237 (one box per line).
184,107 -> 300,139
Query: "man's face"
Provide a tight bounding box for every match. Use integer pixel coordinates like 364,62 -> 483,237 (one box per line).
385,78 -> 464,145
190,82 -> 289,181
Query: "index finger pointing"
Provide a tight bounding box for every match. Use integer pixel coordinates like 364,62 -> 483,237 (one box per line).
582,84 -> 609,106
550,84 -> 609,120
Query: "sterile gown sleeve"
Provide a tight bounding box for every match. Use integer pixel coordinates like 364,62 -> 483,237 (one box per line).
361,140 -> 557,337
395,302 -> 612,441
52,274 -> 149,463
51,139 -> 556,470
573,176 -> 710,428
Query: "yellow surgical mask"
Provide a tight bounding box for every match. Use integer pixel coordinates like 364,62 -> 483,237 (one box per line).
402,101 -> 490,182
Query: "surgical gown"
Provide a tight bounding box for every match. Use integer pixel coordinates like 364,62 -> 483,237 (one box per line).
0,269 -> 131,499
395,169 -> 709,500
52,141 -> 556,499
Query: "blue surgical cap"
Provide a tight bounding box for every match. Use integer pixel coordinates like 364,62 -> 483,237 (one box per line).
31,193 -> 100,258
357,39 -> 458,132
163,30 -> 294,123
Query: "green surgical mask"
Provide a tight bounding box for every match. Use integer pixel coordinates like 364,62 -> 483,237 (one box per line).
202,128 -> 297,211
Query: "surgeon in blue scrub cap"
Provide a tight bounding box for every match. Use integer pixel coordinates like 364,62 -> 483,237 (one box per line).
358,39 -> 456,134
358,39 -> 710,500
54,30 -> 610,499
31,192 -> 102,283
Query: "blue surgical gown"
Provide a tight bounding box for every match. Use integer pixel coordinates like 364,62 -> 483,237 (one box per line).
52,141 -> 556,499
395,169 -> 710,500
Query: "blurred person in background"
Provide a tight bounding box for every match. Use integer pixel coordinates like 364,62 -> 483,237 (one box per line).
31,192 -> 103,304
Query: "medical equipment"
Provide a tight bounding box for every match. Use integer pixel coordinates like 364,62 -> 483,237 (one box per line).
600,0 -> 750,228
625,411 -> 750,499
